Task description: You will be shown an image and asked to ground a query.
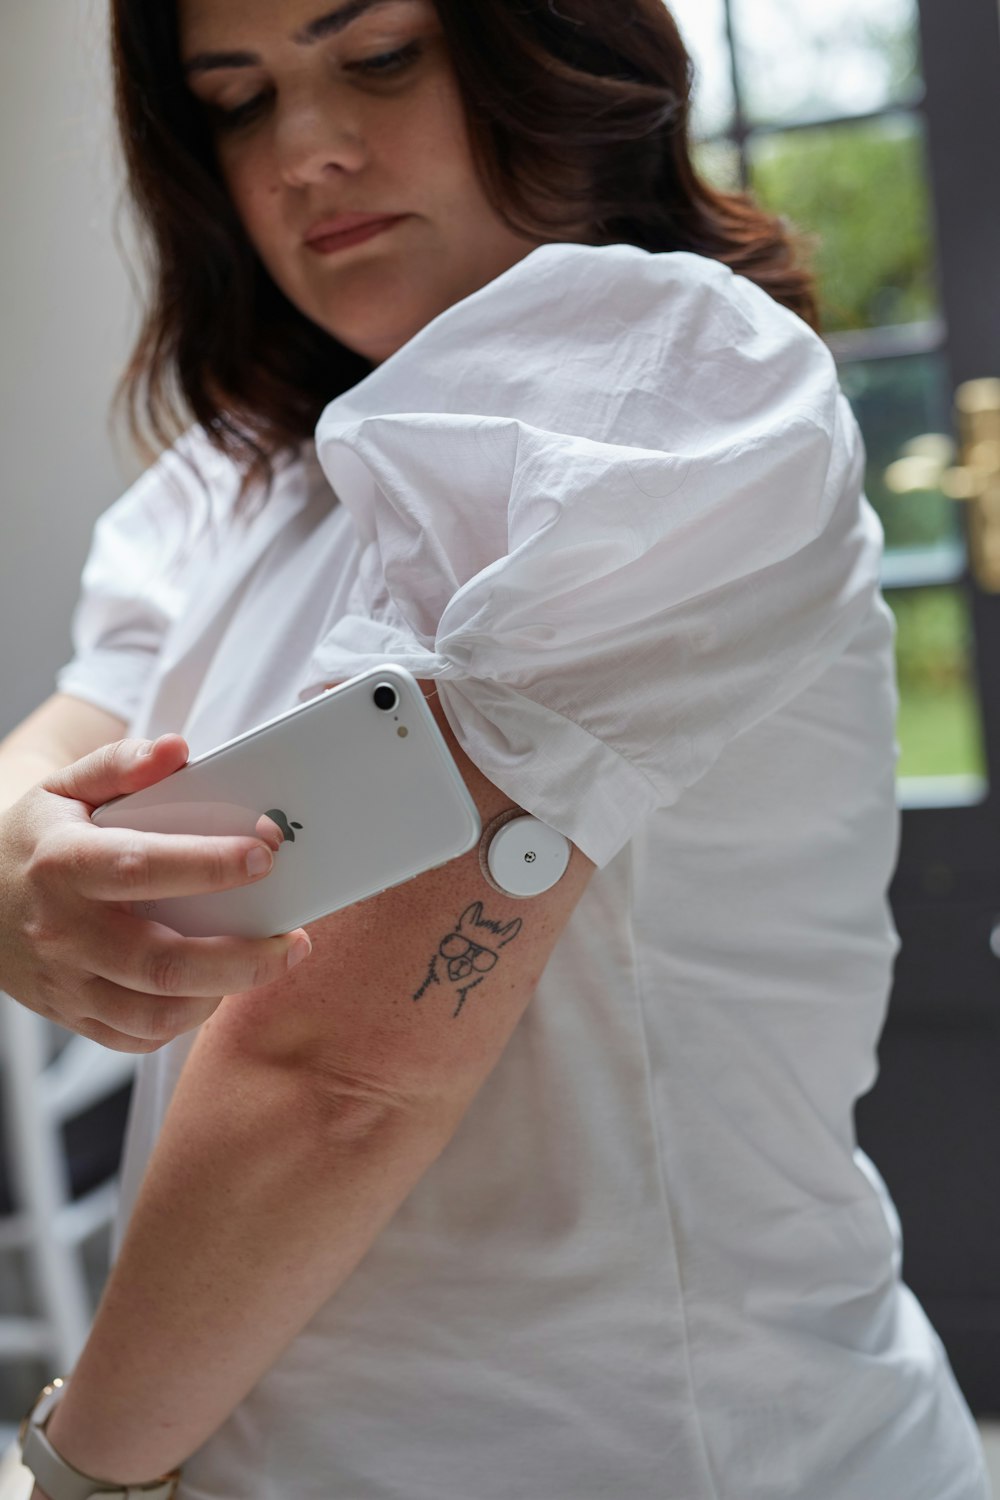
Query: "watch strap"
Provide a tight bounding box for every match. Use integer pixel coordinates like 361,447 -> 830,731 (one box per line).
19,1383 -> 179,1500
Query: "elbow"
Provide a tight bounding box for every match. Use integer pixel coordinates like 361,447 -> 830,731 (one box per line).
294,1057 -> 445,1148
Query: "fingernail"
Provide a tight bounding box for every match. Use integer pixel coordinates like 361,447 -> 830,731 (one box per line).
139,739 -> 156,757
287,936 -> 312,969
247,847 -> 272,878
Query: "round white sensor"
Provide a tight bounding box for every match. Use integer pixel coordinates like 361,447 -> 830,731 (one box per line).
486,815 -> 571,898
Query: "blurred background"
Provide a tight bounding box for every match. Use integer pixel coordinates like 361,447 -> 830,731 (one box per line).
0,0 -> 998,1476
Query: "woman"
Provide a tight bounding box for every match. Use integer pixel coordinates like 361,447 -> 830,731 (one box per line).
1,0 -> 991,1496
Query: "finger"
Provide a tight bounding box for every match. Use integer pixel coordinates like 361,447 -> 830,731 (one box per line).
75,1011 -> 190,1054
77,976 -> 224,1045
81,911 -> 312,999
47,824 -> 281,902
255,812 -> 285,846
42,734 -> 190,810
77,1019 -> 162,1055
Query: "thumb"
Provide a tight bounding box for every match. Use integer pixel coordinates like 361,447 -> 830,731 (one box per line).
41,733 -> 189,810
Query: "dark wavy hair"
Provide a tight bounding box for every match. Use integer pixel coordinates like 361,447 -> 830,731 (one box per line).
110,0 -> 819,512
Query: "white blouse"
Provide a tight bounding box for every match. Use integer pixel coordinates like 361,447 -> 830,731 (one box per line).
56,243 -> 990,1500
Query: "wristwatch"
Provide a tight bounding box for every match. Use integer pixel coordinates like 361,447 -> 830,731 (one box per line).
18,1380 -> 181,1500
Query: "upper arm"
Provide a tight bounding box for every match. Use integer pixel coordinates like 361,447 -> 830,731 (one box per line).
1,692 -> 128,768
205,682 -> 597,1116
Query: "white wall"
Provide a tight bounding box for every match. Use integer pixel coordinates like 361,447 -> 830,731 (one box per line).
0,0 -> 144,738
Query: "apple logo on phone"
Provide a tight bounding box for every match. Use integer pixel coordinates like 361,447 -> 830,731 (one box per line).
262,809 -> 304,843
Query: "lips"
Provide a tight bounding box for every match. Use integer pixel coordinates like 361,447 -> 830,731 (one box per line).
304,213 -> 402,245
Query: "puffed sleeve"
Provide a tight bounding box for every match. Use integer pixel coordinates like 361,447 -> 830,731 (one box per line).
54,426 -> 235,728
299,243 -> 885,870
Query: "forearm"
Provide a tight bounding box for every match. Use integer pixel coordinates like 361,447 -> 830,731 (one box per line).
0,694 -> 127,815
41,1008 -> 466,1486
0,745 -> 63,817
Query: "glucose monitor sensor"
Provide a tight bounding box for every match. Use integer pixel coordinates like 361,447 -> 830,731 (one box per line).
479,809 -> 572,898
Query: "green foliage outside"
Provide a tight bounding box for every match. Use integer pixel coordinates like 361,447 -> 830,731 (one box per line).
749,118 -> 937,333
894,682 -> 983,781
887,590 -> 986,779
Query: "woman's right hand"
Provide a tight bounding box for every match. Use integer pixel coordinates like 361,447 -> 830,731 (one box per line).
0,733 -> 312,1053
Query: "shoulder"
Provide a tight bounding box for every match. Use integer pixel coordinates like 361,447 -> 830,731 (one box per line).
542,242 -> 836,405
112,424 -> 240,527
129,425 -> 316,535
603,245 -> 836,412
164,424 -> 294,513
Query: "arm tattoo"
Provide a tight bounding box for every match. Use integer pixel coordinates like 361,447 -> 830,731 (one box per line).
412,901 -> 523,1018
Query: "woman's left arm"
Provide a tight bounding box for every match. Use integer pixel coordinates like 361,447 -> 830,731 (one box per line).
34,685 -> 595,1492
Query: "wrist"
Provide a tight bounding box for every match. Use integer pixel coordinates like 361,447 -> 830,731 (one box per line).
19,1379 -> 181,1499
45,1384 -> 175,1489
43,1390 -> 123,1486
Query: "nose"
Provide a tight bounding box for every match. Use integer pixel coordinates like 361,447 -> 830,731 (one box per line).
274,91 -> 368,187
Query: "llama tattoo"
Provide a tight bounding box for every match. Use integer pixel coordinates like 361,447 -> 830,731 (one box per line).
412,902 -> 523,1018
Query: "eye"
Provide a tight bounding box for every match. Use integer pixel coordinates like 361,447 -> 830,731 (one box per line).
346,39 -> 423,78
201,41 -> 424,133
205,92 -> 272,132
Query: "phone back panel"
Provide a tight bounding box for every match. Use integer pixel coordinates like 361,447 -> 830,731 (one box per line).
90,666 -> 482,938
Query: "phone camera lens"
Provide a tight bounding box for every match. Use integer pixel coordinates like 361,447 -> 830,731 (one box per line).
373,683 -> 399,712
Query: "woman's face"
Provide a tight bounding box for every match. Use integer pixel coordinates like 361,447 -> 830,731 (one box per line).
179,0 -> 546,365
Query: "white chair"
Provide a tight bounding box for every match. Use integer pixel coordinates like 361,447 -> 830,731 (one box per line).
0,995 -> 135,1373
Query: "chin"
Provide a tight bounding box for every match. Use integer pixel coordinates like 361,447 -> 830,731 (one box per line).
322,327 -> 401,366
323,306 -> 430,366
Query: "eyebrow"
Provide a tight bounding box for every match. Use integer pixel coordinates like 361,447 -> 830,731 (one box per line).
182,0 -> 419,77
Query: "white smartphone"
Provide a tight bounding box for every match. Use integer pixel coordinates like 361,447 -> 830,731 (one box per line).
90,665 -> 482,939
